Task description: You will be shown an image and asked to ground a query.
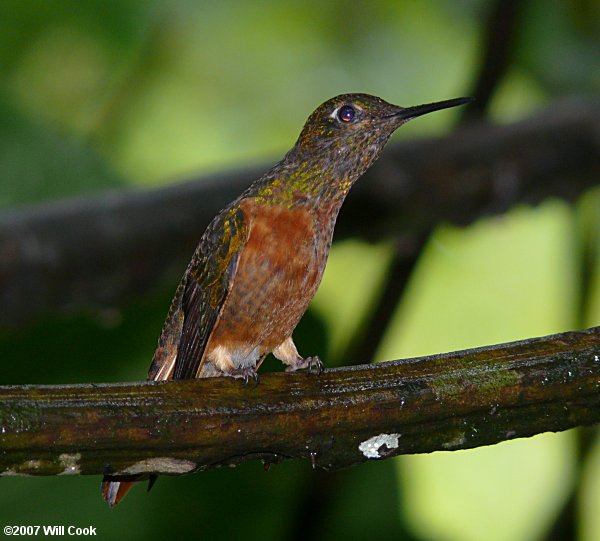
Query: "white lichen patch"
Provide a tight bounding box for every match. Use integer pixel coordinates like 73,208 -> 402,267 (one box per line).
58,453 -> 82,475
359,433 -> 401,459
122,457 -> 196,475
1,469 -> 33,477
442,433 -> 467,449
2,459 -> 44,476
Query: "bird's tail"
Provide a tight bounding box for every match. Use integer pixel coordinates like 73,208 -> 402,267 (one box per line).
101,475 -> 157,507
103,343 -> 172,507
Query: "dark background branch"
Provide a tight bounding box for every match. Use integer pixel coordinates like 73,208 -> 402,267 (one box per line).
1,101 -> 599,328
461,0 -> 523,122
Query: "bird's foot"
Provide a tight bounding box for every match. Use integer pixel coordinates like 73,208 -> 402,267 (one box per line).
228,366 -> 260,385
285,355 -> 323,375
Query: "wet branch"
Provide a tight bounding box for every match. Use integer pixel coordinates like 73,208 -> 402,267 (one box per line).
1,326 -> 599,477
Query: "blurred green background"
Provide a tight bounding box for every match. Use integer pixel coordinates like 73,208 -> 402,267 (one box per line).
1,0 -> 600,540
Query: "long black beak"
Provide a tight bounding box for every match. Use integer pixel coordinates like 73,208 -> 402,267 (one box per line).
392,97 -> 473,120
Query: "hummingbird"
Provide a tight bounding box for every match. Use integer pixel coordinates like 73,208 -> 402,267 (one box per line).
101,92 -> 471,506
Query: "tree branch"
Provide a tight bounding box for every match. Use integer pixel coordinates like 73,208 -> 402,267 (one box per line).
1,326 -> 599,477
1,101 -> 599,326
461,0 -> 523,122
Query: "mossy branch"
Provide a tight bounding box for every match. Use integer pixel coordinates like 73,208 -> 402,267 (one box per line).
1,326 -> 599,477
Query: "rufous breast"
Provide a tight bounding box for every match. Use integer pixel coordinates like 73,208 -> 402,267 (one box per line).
205,198 -> 328,358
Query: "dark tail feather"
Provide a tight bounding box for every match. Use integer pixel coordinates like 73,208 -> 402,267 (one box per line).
101,475 -> 151,507
101,474 -> 159,507
147,474 -> 158,492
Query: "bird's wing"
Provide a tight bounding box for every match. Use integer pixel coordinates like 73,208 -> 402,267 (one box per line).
148,204 -> 249,381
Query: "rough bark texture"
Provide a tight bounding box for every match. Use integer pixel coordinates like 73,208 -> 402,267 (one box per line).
1,326 -> 599,477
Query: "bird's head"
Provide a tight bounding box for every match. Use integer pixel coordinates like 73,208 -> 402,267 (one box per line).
266,93 -> 471,203
294,93 -> 471,176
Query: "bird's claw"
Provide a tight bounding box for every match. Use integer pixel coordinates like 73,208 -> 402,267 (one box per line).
229,366 -> 260,385
286,355 -> 323,375
307,356 -> 324,374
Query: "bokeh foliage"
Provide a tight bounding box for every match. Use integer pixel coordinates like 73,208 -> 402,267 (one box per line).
1,1 -> 599,540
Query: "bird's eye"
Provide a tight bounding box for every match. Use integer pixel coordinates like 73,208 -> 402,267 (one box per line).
337,105 -> 356,123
